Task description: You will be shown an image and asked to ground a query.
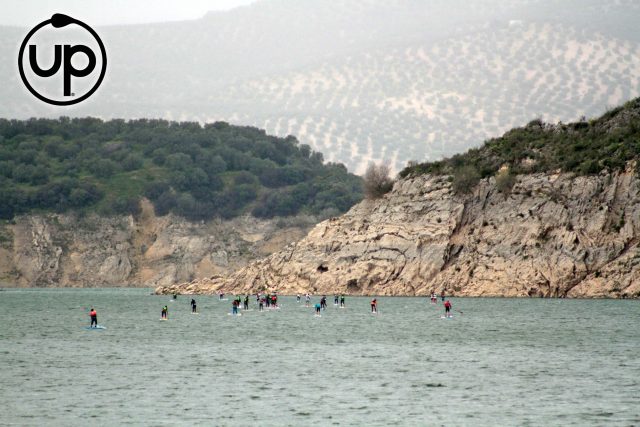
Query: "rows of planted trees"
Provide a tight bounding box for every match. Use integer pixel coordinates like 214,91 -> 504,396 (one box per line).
0,117 -> 363,220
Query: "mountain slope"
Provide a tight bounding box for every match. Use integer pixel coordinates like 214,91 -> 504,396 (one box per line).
2,0 -> 639,172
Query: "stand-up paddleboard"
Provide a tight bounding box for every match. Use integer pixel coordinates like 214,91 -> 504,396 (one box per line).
159,318 -> 169,321
227,313 -> 242,316
219,298 -> 228,301
440,316 -> 453,319
191,312 -> 200,315
314,314 -> 322,317
84,325 -> 106,330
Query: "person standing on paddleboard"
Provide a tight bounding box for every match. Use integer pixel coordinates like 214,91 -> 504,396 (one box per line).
244,295 -> 250,310
444,299 -> 452,318
315,301 -> 321,315
89,308 -> 98,328
232,299 -> 239,315
371,298 -> 377,313
340,294 -> 345,307
161,305 -> 168,319
191,298 -> 197,313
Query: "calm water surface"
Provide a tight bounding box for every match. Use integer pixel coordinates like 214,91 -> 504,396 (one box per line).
0,288 -> 638,426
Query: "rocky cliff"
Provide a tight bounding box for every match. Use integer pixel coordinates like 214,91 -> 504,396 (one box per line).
158,167 -> 640,298
0,200 -> 310,287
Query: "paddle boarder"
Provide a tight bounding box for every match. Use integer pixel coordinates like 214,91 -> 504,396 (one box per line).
89,308 -> 98,328
444,299 -> 452,318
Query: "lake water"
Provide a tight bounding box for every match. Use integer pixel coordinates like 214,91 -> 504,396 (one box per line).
0,288 -> 638,426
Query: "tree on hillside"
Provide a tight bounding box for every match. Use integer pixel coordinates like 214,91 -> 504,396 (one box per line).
363,163 -> 394,199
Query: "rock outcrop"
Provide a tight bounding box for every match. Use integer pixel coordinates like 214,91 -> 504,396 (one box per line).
158,167 -> 640,298
0,200 -> 310,287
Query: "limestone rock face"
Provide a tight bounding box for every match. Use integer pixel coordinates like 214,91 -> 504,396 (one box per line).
0,201 -> 309,288
158,169 -> 640,298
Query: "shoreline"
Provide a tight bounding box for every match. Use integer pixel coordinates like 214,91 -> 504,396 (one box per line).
0,286 -> 636,299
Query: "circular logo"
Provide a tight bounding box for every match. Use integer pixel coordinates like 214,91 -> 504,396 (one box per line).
18,14 -> 107,106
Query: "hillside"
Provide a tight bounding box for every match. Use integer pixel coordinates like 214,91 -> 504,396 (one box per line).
157,99 -> 640,298
2,0 -> 639,172
400,97 -> 640,182
0,118 -> 363,220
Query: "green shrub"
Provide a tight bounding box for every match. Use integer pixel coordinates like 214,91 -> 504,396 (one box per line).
452,165 -> 480,194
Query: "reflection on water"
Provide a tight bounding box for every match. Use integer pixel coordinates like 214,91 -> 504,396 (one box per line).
0,288 -> 639,426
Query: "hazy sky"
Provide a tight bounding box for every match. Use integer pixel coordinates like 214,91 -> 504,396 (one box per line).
0,0 -> 258,26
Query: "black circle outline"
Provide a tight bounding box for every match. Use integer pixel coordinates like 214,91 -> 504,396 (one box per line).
18,15 -> 107,106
